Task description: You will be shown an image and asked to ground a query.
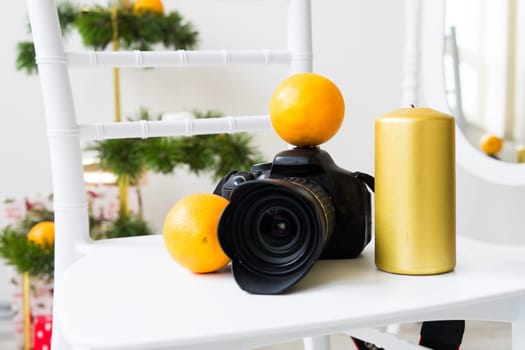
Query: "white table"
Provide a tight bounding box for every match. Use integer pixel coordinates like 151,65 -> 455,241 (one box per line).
58,235 -> 525,349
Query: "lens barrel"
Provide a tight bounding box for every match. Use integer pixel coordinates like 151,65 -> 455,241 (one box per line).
218,178 -> 334,294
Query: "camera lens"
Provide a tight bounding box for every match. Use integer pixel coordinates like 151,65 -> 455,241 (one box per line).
218,178 -> 335,293
257,206 -> 298,249
239,195 -> 312,273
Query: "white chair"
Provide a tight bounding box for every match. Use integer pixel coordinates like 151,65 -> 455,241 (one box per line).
27,0 -> 525,349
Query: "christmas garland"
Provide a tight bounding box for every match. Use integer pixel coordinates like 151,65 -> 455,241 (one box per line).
0,204 -> 54,281
16,2 -> 198,74
0,201 -> 153,280
0,227 -> 54,281
90,109 -> 265,183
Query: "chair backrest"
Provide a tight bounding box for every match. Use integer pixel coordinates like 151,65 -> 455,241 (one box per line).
26,0 -> 313,282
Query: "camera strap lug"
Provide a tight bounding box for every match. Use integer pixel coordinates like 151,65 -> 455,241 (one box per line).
353,172 -> 375,192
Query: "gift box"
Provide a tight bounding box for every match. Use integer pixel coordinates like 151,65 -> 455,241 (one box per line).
33,315 -> 52,350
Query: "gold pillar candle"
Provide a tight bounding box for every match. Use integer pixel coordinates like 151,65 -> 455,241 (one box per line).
375,107 -> 456,275
516,146 -> 525,163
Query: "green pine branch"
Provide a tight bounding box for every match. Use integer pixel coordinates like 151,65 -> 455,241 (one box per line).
16,42 -> 37,74
75,7 -> 198,51
57,2 -> 78,35
16,3 -> 198,74
103,213 -> 153,238
0,227 -> 54,281
0,204 -> 55,280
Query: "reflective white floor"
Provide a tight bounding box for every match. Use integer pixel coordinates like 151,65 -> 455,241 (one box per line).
0,321 -> 511,349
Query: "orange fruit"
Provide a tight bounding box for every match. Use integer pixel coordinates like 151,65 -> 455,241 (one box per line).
27,221 -> 55,247
269,73 -> 345,147
133,0 -> 164,14
162,193 -> 230,273
480,134 -> 503,155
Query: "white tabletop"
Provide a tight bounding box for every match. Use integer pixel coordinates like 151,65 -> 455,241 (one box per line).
59,235 -> 525,349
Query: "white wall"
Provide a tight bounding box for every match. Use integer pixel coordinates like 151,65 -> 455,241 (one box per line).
0,0 -> 404,302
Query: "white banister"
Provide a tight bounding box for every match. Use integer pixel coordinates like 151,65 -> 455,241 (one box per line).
26,0 -> 91,349
287,0 -> 313,73
64,49 -> 291,68
78,115 -> 273,141
27,0 -> 92,257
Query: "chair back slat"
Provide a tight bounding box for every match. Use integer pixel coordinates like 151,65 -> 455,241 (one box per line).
66,50 -> 292,68
79,115 -> 272,141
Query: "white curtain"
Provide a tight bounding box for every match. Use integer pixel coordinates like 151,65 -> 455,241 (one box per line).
514,0 -> 525,143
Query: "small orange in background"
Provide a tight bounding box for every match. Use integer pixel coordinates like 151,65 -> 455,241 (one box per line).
269,73 -> 345,147
133,0 -> 164,14
163,193 -> 230,274
27,221 -> 55,247
480,134 -> 503,156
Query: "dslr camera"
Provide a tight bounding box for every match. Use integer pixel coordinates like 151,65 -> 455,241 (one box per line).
214,147 -> 374,295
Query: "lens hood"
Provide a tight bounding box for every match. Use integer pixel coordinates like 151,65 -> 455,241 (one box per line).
230,256 -> 315,295
218,179 -> 332,294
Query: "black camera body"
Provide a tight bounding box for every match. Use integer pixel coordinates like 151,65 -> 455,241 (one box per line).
215,147 -> 373,295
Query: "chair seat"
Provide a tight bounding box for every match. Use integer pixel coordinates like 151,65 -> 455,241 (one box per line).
58,235 -> 525,350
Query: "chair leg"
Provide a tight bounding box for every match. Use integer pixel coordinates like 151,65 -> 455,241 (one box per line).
513,298 -> 525,349
51,323 -> 75,350
512,319 -> 525,349
303,336 -> 331,350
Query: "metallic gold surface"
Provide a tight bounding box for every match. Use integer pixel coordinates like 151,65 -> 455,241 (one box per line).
23,273 -> 30,350
111,7 -> 121,123
375,108 -> 456,275
517,146 -> 525,163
